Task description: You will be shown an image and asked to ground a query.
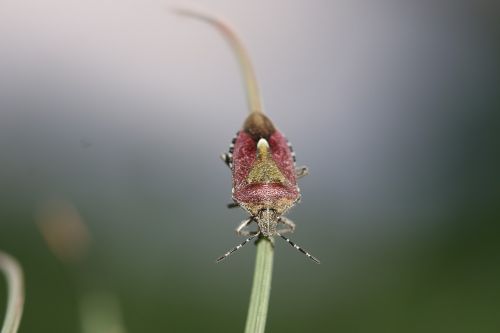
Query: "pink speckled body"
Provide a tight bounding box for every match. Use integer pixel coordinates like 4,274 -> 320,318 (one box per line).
232,130 -> 299,215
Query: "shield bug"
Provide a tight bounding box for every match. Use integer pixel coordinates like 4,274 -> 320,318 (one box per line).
177,9 -> 320,263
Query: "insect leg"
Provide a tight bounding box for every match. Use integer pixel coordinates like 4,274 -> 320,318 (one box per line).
276,233 -> 320,264
227,202 -> 239,209
295,166 -> 309,179
220,153 -> 232,168
236,217 -> 257,236
277,217 -> 296,234
216,232 -> 260,263
220,132 -> 238,169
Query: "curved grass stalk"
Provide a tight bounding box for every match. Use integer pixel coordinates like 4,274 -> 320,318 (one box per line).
175,8 -> 274,332
244,237 -> 274,333
173,7 -> 263,114
0,251 -> 24,333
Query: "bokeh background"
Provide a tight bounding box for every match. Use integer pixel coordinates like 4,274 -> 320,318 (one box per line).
0,0 -> 499,332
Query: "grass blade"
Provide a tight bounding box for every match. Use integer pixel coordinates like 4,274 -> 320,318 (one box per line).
244,237 -> 274,333
0,251 -> 24,333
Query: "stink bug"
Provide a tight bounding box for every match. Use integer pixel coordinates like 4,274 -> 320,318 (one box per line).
177,9 -> 320,263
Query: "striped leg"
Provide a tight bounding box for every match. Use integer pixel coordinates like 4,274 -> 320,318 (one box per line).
216,233 -> 260,263
220,132 -> 238,169
220,153 -> 233,168
277,233 -> 320,264
277,217 -> 296,234
235,218 -> 256,236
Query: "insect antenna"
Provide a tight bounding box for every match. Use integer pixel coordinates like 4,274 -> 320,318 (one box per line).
277,233 -> 320,264
216,232 -> 261,263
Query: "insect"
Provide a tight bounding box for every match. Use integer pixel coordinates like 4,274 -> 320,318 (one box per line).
177,9 -> 320,264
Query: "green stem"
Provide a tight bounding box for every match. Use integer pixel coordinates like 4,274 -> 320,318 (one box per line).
244,237 -> 274,333
0,251 -> 24,333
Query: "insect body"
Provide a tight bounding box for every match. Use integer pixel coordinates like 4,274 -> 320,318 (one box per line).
231,115 -> 299,236
178,9 -> 319,263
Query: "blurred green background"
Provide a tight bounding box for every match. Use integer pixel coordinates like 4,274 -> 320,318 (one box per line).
0,0 -> 499,332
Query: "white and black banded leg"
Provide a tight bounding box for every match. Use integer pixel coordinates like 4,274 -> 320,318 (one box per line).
220,152 -> 232,168
295,166 -> 309,179
216,232 -> 261,263
235,217 -> 257,236
277,216 -> 296,234
220,132 -> 239,168
276,233 -> 320,264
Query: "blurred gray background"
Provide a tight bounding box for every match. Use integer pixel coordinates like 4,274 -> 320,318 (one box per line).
0,0 -> 499,332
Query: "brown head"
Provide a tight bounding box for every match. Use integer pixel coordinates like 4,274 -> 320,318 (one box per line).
243,112 -> 275,140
